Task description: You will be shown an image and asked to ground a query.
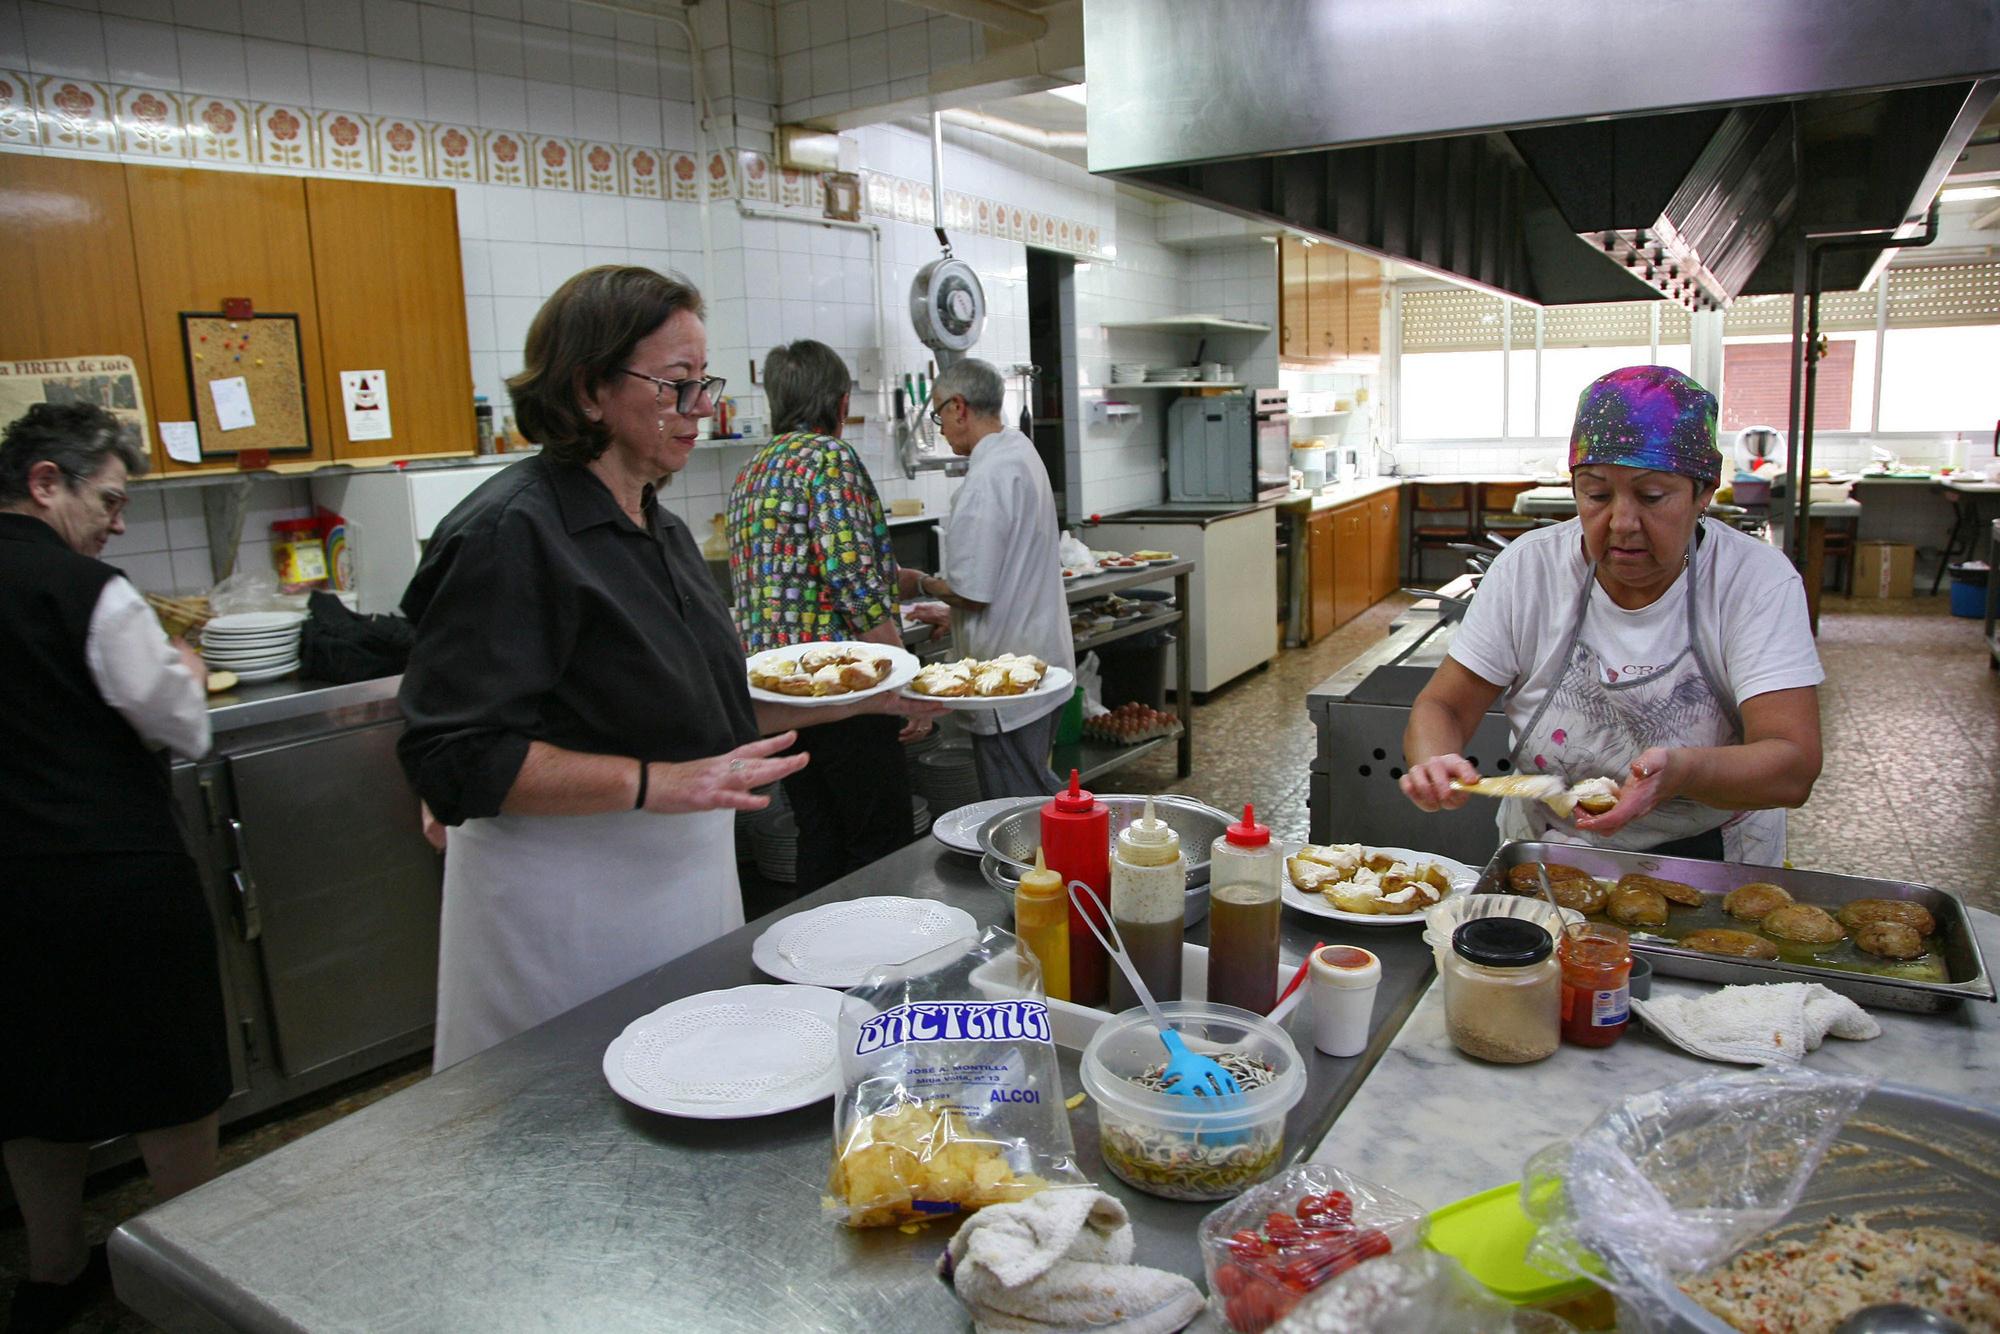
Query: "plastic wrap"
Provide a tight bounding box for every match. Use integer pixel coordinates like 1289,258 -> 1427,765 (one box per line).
1270,1249 -> 1577,1334
1520,1067 -> 1876,1329
205,569 -> 285,616
825,926 -> 1087,1228
1197,1163 -> 1429,1333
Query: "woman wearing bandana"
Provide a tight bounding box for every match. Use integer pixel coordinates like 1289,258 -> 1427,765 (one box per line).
1399,366 -> 1824,864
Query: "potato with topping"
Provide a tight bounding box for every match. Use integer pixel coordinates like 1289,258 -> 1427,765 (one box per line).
1506,862 -> 1595,897
1722,882 -> 1793,921
1762,903 -> 1846,944
1606,885 -> 1669,928
1836,898 -> 1936,938
1617,872 -> 1704,907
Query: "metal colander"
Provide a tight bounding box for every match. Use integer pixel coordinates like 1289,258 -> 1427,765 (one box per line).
977,794 -> 1233,925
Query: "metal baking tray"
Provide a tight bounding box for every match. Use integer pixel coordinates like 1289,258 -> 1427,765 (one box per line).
1473,840 -> 1994,1013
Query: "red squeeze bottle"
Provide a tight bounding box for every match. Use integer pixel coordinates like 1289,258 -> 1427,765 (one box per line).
1042,769 -> 1111,1007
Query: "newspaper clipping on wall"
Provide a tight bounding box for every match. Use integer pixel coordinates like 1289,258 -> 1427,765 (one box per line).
0,355 -> 151,451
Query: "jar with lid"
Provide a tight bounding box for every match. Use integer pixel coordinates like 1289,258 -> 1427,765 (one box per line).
1559,922 -> 1631,1048
1442,918 -> 1560,1064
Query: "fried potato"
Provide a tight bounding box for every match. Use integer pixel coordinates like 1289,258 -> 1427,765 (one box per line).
1617,873 -> 1704,907
1288,856 -> 1346,892
1606,885 -> 1669,928
1722,882 -> 1794,922
1505,862 -> 1595,897
1837,898 -> 1936,938
830,1100 -> 1046,1229
1681,927 -> 1781,960
1328,880 -> 1386,915
1854,921 -> 1926,961
1762,904 -> 1846,944
1548,876 -> 1608,915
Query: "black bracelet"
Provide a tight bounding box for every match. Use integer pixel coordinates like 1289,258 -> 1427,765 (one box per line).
634,758 -> 649,810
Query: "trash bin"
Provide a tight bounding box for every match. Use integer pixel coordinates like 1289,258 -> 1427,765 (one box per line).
1949,562 -> 1990,618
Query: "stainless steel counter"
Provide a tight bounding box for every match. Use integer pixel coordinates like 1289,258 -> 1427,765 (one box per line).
206,674 -> 402,737
112,837 -> 1438,1333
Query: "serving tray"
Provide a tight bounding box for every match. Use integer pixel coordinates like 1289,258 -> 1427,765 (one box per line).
1473,840 -> 1994,1013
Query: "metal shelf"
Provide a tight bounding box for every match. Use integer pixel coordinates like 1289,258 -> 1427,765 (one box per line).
1063,560 -> 1192,600
1052,734 -> 1179,786
1073,609 -> 1179,653
1100,316 -> 1272,334
1107,381 -> 1244,390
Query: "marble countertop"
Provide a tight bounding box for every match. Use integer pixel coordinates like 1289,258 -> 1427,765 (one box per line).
1308,908 -> 2000,1210
1282,477 -> 1403,510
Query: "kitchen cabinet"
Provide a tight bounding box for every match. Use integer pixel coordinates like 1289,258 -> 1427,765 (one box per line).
1304,490 -> 1401,641
1307,510 -> 1336,641
0,157 -> 160,442
1369,490 -> 1400,602
1086,508 -> 1277,694
126,165 -> 335,469
1278,239 -> 1382,365
1334,503 -> 1370,626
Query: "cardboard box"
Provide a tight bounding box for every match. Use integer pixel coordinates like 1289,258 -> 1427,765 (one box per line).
1853,541 -> 1915,599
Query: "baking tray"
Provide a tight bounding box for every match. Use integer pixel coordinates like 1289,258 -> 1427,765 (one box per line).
1473,841 -> 1994,1013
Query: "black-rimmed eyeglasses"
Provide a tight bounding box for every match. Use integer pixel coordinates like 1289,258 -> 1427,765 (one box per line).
928,396 -> 963,427
618,369 -> 726,414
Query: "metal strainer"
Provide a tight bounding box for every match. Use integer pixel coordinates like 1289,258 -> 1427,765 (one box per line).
977,794 -> 1232,926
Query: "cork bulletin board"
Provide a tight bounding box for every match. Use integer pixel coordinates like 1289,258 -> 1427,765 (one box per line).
179,312 -> 312,455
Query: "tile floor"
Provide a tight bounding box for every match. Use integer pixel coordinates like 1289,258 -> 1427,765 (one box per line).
6,595 -> 1995,1331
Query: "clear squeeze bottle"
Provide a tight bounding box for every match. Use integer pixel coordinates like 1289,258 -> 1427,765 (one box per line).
1014,848 -> 1071,1002
1042,770 -> 1111,1007
1207,803 -> 1283,1014
1107,796 -> 1185,1012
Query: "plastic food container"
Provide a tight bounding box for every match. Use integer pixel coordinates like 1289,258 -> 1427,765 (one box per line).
1078,1001 -> 1305,1201
1423,893 -> 1582,973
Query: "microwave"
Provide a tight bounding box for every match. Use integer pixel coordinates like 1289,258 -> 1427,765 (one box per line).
1166,389 -> 1292,504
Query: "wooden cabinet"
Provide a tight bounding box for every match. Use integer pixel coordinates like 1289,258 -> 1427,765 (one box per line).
0,156 -> 159,458
305,178 -> 473,460
1304,489 -> 1404,641
1307,509 -> 1336,641
1333,503 -> 1370,627
1277,239 -> 1383,365
1369,491 -> 1400,602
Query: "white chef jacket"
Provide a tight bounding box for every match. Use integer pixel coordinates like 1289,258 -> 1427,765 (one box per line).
942,427 -> 1077,736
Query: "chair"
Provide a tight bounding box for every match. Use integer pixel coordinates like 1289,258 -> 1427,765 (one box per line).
1930,491 -> 1977,595
1405,483 -> 1478,583
1475,481 -> 1545,542
1821,517 -> 1856,595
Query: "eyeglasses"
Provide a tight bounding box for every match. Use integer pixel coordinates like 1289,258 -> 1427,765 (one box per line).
63,470 -> 128,519
927,396 -> 963,427
618,369 -> 726,414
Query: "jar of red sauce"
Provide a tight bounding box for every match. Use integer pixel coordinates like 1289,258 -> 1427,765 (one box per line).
1558,922 -> 1631,1047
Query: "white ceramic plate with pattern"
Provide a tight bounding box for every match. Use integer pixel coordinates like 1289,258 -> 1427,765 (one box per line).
900,665 -> 1074,711
1277,842 -> 1481,926
751,896 -> 979,986
602,984 -> 846,1119
743,641 -> 921,707
931,797 -> 1043,855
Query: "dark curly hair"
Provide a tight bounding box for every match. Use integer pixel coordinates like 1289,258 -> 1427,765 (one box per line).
0,402 -> 149,505
506,266 -> 706,465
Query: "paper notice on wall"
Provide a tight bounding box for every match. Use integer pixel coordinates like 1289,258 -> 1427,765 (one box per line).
210,376 -> 256,431
160,420 -> 202,463
340,370 -> 392,442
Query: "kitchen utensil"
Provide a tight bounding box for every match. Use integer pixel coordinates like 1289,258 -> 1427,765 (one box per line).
1277,843 -> 1480,926
1531,863 -> 1565,920
1266,947 -> 1319,1024
979,795 -> 1231,927
743,641 -> 920,707
930,797 -> 1041,856
600,984 -> 845,1119
1451,774 -> 1564,802
750,896 -> 978,987
1833,1306 -> 1968,1334
1069,880 -> 1239,1098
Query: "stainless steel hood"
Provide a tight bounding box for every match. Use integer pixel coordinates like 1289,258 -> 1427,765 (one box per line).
1085,0 -> 2000,305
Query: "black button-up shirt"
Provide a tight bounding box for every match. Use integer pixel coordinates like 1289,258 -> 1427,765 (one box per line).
397,453 -> 757,826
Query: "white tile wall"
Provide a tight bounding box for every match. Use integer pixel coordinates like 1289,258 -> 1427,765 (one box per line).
97,478 -> 318,593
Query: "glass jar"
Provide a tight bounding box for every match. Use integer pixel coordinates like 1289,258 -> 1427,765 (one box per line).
1442,918 -> 1560,1064
1559,922 -> 1632,1048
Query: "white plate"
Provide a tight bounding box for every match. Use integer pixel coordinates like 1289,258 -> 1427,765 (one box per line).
752,896 -> 979,987
203,611 -> 306,634
931,796 -> 1043,855
204,649 -> 301,668
1278,842 -> 1481,926
602,984 -> 846,1119
901,665 -> 1074,711
744,641 -> 921,707
228,659 -> 301,683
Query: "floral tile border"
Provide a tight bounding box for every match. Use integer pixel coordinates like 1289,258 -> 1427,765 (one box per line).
0,70 -> 1113,261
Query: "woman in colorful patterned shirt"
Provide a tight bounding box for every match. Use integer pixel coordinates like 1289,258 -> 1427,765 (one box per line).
727,340 -> 925,890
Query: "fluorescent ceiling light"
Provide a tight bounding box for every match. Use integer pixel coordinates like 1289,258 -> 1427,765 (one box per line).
1048,83 -> 1087,105
1939,184 -> 2000,202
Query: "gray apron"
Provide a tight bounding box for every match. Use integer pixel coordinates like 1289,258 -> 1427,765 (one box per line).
1500,526 -> 1785,864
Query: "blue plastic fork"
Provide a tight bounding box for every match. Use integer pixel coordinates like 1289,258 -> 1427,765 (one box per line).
1067,880 -> 1241,1098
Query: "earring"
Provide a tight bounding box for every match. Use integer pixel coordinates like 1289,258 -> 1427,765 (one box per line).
657,417 -> 666,437
585,408 -> 601,422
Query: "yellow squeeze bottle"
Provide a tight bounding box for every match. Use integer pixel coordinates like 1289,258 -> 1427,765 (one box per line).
1016,848 -> 1071,1002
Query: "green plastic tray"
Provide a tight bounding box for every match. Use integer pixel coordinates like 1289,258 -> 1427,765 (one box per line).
1424,1179 -> 1603,1306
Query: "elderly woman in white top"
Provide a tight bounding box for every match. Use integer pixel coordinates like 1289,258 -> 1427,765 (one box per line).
1399,366 -> 1824,864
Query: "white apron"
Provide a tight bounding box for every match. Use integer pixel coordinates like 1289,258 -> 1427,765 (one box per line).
1500,530 -> 1786,865
432,807 -> 741,1070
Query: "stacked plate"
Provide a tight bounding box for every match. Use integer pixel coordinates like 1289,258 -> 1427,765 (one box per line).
1110,362 -> 1150,385
200,611 -> 306,682
913,743 -> 982,813
750,808 -> 799,884
910,794 -> 932,840
1146,365 -> 1198,382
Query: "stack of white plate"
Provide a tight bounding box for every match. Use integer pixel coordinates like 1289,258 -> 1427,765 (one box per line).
1110,362 -> 1150,385
913,743 -> 983,812
1146,365 -> 1197,382
200,611 -> 306,682
910,794 -> 932,839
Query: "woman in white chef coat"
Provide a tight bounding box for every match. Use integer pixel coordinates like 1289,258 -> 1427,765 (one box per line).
399,267 -> 936,1070
1400,365 -> 1824,864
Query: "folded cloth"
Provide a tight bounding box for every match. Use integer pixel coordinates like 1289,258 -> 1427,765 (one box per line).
939,1187 -> 1204,1334
1632,982 -> 1881,1067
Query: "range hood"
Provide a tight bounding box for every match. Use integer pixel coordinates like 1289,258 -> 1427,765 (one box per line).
1084,0 -> 2000,306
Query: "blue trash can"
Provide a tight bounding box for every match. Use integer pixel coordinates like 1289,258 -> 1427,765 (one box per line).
1949,563 -> 1989,618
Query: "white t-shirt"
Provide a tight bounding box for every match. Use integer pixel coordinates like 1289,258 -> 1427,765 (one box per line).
87,575 -> 210,759
1449,517 -> 1825,744
942,428 -> 1076,736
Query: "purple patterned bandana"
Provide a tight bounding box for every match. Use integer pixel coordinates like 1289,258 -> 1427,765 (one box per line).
1568,365 -> 1722,487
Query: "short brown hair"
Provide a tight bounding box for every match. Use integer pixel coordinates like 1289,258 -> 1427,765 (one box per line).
507,266 -> 705,465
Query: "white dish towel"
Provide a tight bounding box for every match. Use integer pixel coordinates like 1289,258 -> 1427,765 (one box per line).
1632,982 -> 1881,1067
939,1187 -> 1204,1334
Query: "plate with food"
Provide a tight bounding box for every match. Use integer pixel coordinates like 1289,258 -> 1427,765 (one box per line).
903,656 -> 1074,711
1130,549 -> 1178,564
602,984 -> 847,1119
744,641 -> 920,706
1281,842 -> 1480,925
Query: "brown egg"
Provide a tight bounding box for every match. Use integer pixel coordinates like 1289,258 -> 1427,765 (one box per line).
1762,904 -> 1847,945
1723,882 -> 1794,921
1680,928 -> 1781,960
1836,899 -> 1937,938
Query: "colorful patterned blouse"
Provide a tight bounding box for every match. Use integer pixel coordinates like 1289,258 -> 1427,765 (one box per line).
726,431 -> 900,653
